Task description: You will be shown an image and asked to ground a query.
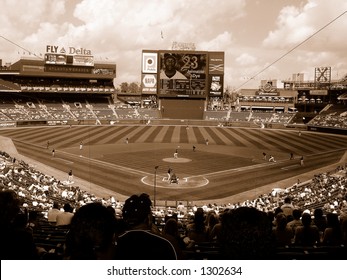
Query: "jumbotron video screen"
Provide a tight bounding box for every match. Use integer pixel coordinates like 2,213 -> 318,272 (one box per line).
141,50 -> 224,98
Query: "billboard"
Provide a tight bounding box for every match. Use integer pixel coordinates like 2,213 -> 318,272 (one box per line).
142,52 -> 158,73
208,52 -> 224,96
209,75 -> 223,96
158,52 -> 207,97
73,55 -> 94,67
142,74 -> 157,93
208,52 -> 224,74
44,45 -> 94,67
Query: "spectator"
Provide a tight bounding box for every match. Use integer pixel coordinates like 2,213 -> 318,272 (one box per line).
114,193 -> 177,260
322,213 -> 342,246
64,202 -> 117,259
162,218 -> 186,259
294,212 -> 320,246
185,207 -> 208,243
205,211 -> 219,241
341,207 -> 347,246
218,207 -> 275,259
273,207 -> 284,220
312,208 -> 327,236
272,213 -> 293,247
0,190 -> 39,259
280,197 -> 294,217
56,203 -> 74,226
209,210 -> 227,242
342,217 -> 347,247
287,209 -> 303,236
47,202 -> 61,224
267,210 -> 276,228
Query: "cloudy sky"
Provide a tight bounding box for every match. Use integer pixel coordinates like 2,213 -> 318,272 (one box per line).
1,0 -> 346,89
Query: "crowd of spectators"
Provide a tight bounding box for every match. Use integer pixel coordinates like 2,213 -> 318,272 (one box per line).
309,111 -> 347,129
1,150 -> 347,260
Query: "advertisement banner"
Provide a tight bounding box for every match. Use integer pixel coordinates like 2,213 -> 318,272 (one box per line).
208,74 -> 223,96
142,74 -> 157,94
208,52 -> 224,74
73,55 -> 94,67
142,52 -> 158,73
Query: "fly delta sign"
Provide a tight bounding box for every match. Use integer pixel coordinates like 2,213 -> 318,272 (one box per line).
46,45 -> 92,55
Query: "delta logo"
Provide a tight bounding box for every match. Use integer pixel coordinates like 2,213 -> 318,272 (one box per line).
46,45 -> 92,55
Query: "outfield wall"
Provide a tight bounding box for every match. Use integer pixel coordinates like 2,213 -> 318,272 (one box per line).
160,99 -> 205,119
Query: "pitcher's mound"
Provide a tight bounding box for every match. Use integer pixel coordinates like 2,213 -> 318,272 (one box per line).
163,157 -> 192,163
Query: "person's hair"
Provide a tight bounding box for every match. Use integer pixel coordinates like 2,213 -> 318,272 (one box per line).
164,53 -> 176,63
274,207 -> 283,216
301,213 -> 312,227
341,218 -> 347,246
13,212 -> 28,229
64,202 -> 117,259
206,211 -> 219,228
193,207 -> 206,233
275,213 -> 288,230
284,197 -> 291,204
106,205 -> 116,216
0,190 -> 20,229
63,203 -> 73,212
122,193 -> 152,227
313,208 -> 324,218
292,209 -> 302,220
164,218 -> 179,237
219,207 -> 275,259
326,212 -> 340,229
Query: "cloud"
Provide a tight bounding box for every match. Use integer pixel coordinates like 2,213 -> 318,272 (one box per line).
198,31 -> 234,51
236,53 -> 257,66
263,0 -> 347,51
1,0 -> 346,88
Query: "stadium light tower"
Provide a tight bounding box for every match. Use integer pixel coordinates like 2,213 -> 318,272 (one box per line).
154,166 -> 159,208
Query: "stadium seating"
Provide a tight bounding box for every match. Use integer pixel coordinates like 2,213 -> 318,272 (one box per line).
308,104 -> 347,129
1,149 -> 347,259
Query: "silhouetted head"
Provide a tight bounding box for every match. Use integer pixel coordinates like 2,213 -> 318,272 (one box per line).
219,207 -> 275,259
65,202 -> 117,260
301,212 -> 312,227
63,203 -> 73,213
122,193 -> 152,227
0,190 -> 20,229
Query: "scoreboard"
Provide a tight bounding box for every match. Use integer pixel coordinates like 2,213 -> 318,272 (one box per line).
44,53 -> 94,67
159,52 -> 207,97
142,50 -> 224,98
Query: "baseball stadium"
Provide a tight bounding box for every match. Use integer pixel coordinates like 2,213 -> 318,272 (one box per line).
1,46 -> 347,260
